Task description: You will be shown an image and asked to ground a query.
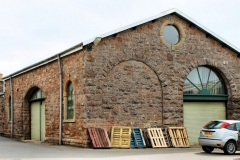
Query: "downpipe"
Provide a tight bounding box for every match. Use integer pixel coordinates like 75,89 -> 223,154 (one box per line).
10,76 -> 14,138
58,54 -> 63,145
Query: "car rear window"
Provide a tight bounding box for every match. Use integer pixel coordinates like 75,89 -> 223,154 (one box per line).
203,121 -> 230,129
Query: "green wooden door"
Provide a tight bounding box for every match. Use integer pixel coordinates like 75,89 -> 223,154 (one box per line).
31,101 -> 45,141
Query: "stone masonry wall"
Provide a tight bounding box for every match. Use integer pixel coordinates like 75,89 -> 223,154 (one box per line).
0,95 -> 3,134
82,14 -> 240,135
1,51 -> 87,146
0,78 -> 3,93
0,79 -> 3,134
0,13 -> 240,147
1,61 -> 60,139
61,51 -> 86,146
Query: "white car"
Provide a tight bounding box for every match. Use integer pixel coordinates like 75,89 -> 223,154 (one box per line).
198,120 -> 240,155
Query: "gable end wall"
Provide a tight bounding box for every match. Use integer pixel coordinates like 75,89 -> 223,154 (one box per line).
0,14 -> 240,147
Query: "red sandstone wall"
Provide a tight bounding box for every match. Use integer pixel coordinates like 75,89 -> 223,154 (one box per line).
0,14 -> 240,147
0,80 -> 3,134
82,14 -> 240,131
1,53 -> 87,145
61,51 -> 86,146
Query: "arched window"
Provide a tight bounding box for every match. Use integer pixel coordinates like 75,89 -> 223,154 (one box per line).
66,81 -> 74,120
184,66 -> 228,101
30,88 -> 45,101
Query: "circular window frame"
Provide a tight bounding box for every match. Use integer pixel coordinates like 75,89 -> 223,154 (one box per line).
160,20 -> 186,50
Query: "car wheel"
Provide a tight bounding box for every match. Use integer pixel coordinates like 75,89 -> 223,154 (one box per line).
224,140 -> 236,155
202,146 -> 214,153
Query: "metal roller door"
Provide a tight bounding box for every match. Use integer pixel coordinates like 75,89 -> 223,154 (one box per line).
183,102 -> 226,146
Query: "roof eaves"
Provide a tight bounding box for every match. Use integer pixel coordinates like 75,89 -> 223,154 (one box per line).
83,8 -> 240,57
3,9 -> 240,80
83,8 -> 176,46
173,10 -> 240,57
3,42 -> 83,80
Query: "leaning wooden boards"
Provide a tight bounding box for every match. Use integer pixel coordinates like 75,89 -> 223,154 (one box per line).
168,127 -> 190,147
88,128 -> 111,148
88,126 -> 190,149
111,126 -> 131,148
131,128 -> 146,148
147,128 -> 167,148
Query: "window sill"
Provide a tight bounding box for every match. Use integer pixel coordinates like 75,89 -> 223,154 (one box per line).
63,119 -> 76,123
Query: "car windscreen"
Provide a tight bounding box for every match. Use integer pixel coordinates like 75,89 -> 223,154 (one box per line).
203,121 -> 228,129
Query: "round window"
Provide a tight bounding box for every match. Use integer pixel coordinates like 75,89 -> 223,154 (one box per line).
163,25 -> 179,45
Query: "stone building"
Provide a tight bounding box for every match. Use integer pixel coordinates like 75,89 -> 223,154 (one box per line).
0,9 -> 240,147
0,74 -> 4,134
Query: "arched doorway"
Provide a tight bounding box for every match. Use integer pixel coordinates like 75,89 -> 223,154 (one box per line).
29,88 -> 45,141
183,66 -> 228,146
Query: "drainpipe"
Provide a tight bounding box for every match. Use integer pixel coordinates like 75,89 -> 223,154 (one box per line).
57,54 -> 63,145
161,85 -> 164,127
10,76 -> 14,138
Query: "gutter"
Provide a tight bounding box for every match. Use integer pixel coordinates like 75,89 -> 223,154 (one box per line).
2,42 -> 82,141
82,9 -> 240,57
57,54 -> 63,145
2,43 -> 83,80
173,12 -> 240,57
2,9 -> 240,81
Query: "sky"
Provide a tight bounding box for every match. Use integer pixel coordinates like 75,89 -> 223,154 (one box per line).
0,0 -> 240,77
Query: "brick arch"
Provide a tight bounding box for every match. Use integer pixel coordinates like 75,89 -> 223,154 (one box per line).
180,58 -> 238,118
205,60 -> 239,119
96,60 -> 164,128
181,59 -> 235,96
23,86 -> 45,140
98,57 -> 166,86
24,86 -> 42,100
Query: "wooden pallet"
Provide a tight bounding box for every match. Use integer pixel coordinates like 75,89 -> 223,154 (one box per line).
142,128 -> 152,148
131,128 -> 146,148
88,128 -> 111,148
161,127 -> 172,147
168,127 -> 190,148
111,126 -> 131,148
147,128 -> 167,148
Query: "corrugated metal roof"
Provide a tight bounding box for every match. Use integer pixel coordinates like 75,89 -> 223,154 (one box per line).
3,8 -> 240,80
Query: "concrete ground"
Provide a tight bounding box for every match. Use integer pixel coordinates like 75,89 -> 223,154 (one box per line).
1,136 -> 240,160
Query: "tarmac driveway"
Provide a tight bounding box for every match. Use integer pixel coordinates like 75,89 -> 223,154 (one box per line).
0,136 -> 240,160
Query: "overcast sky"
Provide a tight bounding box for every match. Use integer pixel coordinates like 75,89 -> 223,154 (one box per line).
0,0 -> 239,77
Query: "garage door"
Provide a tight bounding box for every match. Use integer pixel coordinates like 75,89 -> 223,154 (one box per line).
183,102 -> 226,146
31,101 -> 45,141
